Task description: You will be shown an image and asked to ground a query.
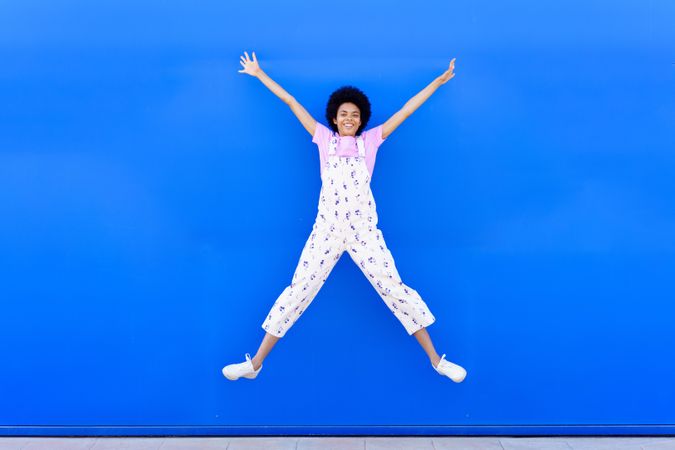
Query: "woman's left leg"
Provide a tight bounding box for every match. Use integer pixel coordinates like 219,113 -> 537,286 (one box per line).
345,224 -> 467,381
413,327 -> 442,367
345,225 -> 436,336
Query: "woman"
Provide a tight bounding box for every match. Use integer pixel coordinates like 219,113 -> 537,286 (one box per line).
222,51 -> 466,383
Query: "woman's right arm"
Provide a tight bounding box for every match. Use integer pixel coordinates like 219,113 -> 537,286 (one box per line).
239,51 -> 317,137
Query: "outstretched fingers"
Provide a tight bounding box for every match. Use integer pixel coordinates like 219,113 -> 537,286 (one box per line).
238,51 -> 260,75
436,58 -> 456,84
240,50 -> 258,63
238,54 -> 249,73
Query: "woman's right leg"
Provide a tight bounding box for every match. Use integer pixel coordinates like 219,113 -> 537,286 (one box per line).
250,332 -> 279,370
256,223 -> 344,363
223,221 -> 343,380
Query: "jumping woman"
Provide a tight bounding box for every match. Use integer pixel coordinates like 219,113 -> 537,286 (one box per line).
222,51 -> 467,383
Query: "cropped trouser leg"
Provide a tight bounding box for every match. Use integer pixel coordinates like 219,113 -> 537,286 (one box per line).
346,226 -> 436,335
262,223 -> 345,338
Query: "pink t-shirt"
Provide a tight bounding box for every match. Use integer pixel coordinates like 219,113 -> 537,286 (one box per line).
312,122 -> 386,178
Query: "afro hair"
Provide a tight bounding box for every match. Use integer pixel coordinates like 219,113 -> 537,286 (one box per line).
325,85 -> 372,136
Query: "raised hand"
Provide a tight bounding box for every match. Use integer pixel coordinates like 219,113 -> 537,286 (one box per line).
238,51 -> 261,77
437,58 -> 456,85
381,57 -> 457,139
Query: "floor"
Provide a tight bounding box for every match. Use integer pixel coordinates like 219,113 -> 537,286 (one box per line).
1,437 -> 675,450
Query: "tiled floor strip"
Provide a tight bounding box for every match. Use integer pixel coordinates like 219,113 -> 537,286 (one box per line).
0,437 -> 674,450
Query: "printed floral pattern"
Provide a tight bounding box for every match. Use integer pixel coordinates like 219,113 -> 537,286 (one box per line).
262,154 -> 436,338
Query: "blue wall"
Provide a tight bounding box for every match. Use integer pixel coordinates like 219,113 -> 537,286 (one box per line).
1,0 -> 674,435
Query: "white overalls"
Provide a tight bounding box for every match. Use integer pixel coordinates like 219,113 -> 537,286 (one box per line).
262,134 -> 436,338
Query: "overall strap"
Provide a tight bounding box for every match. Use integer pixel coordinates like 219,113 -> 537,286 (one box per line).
328,135 -> 338,155
356,136 -> 366,157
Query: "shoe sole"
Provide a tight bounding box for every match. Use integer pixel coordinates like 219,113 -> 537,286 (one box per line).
222,368 -> 239,380
452,371 -> 467,383
221,368 -> 261,381
433,365 -> 467,383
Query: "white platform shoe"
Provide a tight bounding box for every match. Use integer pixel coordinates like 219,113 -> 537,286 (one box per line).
433,354 -> 467,383
222,353 -> 262,380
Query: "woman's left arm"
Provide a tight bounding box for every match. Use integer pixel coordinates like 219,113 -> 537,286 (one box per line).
381,58 -> 455,140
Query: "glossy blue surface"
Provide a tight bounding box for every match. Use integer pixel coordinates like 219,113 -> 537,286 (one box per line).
1,0 -> 674,433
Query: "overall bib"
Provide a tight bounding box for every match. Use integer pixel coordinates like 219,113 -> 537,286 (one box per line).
262,133 -> 436,338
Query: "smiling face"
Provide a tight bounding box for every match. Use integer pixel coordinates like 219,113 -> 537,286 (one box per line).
333,102 -> 361,137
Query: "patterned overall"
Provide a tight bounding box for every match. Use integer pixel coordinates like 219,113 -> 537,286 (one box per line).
261,128 -> 436,338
